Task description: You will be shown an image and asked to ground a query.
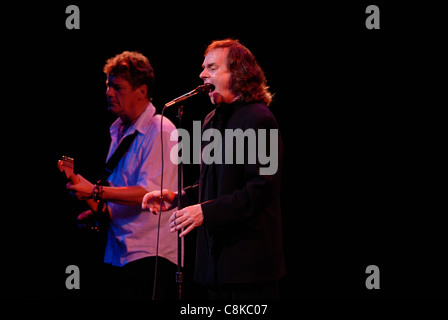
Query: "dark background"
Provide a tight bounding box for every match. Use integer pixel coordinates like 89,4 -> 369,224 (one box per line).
4,1 -> 446,301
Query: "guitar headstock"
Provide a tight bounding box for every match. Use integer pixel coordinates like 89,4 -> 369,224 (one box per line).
58,156 -> 75,180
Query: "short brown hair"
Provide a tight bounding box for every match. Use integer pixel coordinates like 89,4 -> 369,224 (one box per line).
103,51 -> 155,101
205,39 -> 272,106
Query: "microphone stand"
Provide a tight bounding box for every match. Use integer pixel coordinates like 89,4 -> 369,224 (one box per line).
176,105 -> 184,301
160,84 -> 213,300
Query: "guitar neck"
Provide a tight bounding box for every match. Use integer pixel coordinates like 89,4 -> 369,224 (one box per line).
58,156 -> 80,184
69,173 -> 80,184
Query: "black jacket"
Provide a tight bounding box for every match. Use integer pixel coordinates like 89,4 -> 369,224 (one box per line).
184,101 -> 286,285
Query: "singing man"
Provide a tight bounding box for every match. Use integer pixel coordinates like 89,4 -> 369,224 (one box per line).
143,39 -> 285,300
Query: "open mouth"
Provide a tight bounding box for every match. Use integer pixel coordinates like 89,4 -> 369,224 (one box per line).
205,83 -> 215,94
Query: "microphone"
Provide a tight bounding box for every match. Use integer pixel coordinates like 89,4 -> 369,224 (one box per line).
164,84 -> 215,108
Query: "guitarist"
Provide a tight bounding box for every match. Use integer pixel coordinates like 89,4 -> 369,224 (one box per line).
66,51 -> 179,300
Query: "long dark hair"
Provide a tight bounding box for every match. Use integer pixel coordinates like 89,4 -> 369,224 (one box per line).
205,39 -> 273,106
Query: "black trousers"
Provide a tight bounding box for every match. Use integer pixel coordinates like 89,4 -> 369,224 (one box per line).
207,281 -> 280,300
107,256 -> 178,300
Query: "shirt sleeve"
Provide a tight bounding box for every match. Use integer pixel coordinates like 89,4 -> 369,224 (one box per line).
183,183 -> 199,206
136,124 -> 178,194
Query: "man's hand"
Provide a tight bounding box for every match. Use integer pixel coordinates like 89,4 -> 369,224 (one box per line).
66,174 -> 94,200
76,209 -> 94,228
77,209 -> 94,220
141,189 -> 177,214
169,204 -> 204,237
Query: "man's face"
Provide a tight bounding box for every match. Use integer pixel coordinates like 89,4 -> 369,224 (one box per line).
200,48 -> 236,105
105,74 -> 141,120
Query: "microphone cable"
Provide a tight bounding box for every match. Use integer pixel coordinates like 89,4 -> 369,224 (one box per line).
152,105 -> 167,301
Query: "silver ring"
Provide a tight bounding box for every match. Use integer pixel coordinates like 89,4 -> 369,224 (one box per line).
174,219 -> 177,226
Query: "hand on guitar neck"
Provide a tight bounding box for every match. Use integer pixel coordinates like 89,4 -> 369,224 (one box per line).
58,155 -> 108,231
58,156 -> 96,200
58,156 -> 80,184
58,156 -> 104,212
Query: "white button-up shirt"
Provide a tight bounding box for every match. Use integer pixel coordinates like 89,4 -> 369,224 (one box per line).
104,103 -> 179,267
